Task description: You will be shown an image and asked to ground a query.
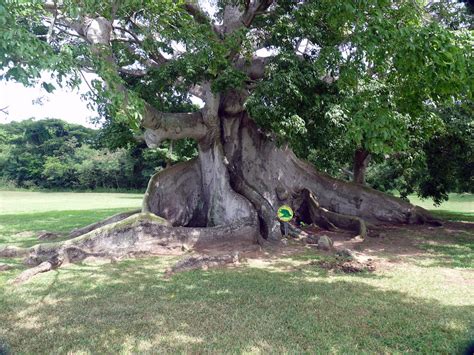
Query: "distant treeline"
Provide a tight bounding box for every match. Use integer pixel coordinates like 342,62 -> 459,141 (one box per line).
0,116 -> 471,201
0,119 -> 174,190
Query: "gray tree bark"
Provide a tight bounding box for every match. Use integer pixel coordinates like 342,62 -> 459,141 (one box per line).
353,149 -> 371,185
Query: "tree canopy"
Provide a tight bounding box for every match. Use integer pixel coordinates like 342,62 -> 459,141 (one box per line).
2,0 -> 471,132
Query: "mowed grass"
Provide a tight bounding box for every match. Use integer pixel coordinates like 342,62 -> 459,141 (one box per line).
408,193 -> 474,222
0,191 -> 143,248
0,191 -> 473,353
0,209 -> 140,248
0,190 -> 143,214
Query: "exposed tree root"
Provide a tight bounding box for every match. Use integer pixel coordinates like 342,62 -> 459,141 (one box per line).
0,264 -> 13,272
68,209 -> 141,238
303,189 -> 368,239
164,253 -> 241,277
0,246 -> 29,258
12,257 -> 62,285
8,212 -> 258,284
37,231 -> 61,240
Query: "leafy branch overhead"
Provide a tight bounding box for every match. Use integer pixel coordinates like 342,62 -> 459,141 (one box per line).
2,1 -> 471,144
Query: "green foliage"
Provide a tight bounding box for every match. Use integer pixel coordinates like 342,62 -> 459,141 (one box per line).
248,0 -> 472,176
0,1 -> 78,87
367,102 -> 473,204
0,119 -> 181,190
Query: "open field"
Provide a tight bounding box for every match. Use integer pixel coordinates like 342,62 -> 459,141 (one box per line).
0,191 -> 473,353
408,193 -> 474,222
0,190 -> 143,214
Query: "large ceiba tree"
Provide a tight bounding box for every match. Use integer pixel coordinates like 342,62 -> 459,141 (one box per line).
0,0 -> 472,266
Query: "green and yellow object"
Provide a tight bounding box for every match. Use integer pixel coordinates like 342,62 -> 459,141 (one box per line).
277,205 -> 294,222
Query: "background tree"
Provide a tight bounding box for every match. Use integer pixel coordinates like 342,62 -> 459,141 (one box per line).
367,100 -> 474,204
0,118 -> 174,190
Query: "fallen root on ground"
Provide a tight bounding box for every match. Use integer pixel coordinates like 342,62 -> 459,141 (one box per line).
165,253 -> 242,277
12,256 -> 62,285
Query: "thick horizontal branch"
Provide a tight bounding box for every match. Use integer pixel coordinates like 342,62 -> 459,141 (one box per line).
142,108 -> 208,147
184,1 -> 210,24
118,67 -> 148,76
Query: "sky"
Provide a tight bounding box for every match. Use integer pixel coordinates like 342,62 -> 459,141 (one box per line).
0,76 -> 99,129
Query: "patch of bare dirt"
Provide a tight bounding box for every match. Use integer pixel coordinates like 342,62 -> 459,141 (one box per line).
311,259 -> 376,273
161,221 -> 474,276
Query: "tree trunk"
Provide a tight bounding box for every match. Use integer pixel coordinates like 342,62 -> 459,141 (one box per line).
142,90 -> 438,242
11,90 -> 439,278
353,148 -> 371,185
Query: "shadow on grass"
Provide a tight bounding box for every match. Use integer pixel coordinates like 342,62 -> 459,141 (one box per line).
418,235 -> 474,269
0,258 -> 472,353
0,208 -> 137,248
411,224 -> 474,269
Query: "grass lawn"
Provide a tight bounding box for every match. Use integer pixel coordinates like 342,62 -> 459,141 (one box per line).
408,193 -> 474,222
0,190 -> 143,215
0,191 -> 473,353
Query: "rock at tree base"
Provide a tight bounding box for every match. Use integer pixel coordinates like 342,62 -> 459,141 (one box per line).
317,235 -> 334,251
335,248 -> 355,260
37,231 -> 61,240
0,264 -> 13,272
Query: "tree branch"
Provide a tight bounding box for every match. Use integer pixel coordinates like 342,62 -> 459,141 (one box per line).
118,67 -> 148,77
112,25 -> 168,66
142,108 -> 208,147
42,7 -> 209,143
241,0 -> 274,27
184,1 -> 210,24
184,0 -> 222,37
235,55 -> 273,80
221,0 -> 275,35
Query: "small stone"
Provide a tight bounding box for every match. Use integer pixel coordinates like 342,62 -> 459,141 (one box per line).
317,235 -> 334,251
336,248 -> 354,260
0,263 -> 13,272
37,231 -> 61,240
